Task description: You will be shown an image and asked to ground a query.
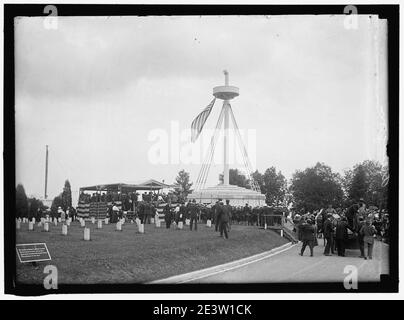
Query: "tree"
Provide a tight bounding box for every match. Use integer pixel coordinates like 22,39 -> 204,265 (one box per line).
51,195 -> 64,217
347,165 -> 368,201
229,168 -> 250,189
344,160 -> 388,209
16,184 -> 29,218
173,169 -> 193,202
262,167 -> 287,206
251,168 -> 287,206
61,180 -> 72,210
290,162 -> 343,213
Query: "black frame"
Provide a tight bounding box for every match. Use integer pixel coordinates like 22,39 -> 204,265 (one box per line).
4,4 -> 399,295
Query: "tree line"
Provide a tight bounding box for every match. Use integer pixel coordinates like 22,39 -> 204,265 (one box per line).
16,160 -> 388,216
15,180 -> 73,218
173,160 -> 388,212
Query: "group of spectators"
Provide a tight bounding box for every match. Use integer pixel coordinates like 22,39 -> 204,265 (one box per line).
161,199 -> 232,239
25,206 -> 78,222
293,200 -> 389,259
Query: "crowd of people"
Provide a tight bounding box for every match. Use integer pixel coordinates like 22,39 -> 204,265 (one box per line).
293,200 -> 389,260
78,190 -> 181,211
24,189 -> 389,256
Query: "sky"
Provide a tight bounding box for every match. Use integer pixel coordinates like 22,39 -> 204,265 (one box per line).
14,15 -> 388,204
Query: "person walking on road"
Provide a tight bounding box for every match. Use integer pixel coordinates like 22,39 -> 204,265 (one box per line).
300,219 -> 316,257
335,217 -> 348,256
323,214 -> 334,256
357,216 -> 366,258
360,219 -> 377,260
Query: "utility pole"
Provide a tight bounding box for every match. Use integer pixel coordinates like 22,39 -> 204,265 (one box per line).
44,145 -> 49,199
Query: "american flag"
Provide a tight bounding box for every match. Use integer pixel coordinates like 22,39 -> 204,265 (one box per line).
191,98 -> 216,143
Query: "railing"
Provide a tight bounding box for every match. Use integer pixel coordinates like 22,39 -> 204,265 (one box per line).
260,214 -> 284,228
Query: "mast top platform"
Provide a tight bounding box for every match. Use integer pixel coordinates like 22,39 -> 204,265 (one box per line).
213,70 -> 239,100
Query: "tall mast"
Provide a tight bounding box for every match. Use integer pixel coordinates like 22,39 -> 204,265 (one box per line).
44,145 -> 49,199
223,70 -> 230,186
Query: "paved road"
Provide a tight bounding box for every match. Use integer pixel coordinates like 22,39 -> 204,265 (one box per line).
188,240 -> 389,283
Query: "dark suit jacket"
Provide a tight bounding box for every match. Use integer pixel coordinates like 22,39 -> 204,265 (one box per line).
218,205 -> 231,223
323,219 -> 334,238
335,221 -> 348,240
301,223 -> 315,241
188,204 -> 199,218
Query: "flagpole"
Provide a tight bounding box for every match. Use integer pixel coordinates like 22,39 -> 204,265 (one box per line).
223,70 -> 230,186
223,101 -> 230,186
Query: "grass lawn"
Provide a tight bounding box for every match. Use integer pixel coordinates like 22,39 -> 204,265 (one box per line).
16,220 -> 288,284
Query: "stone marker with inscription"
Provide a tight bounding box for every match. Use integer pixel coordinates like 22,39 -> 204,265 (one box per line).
16,243 -> 51,263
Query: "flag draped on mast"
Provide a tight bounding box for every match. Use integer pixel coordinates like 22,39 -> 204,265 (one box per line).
190,98 -> 216,143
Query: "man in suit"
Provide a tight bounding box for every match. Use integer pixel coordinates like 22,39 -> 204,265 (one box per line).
214,200 -> 221,232
189,199 -> 199,231
359,218 -> 376,260
356,216 -> 366,258
335,217 -> 348,256
323,214 -> 334,256
218,200 -> 231,239
299,219 -> 315,256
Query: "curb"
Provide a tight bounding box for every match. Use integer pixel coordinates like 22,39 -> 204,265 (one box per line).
150,241 -> 297,284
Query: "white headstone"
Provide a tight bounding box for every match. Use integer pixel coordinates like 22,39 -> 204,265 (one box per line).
80,219 -> 85,227
156,220 -> 161,228
206,219 -> 212,227
58,217 -> 61,223
91,217 -> 95,224
32,217 -> 36,224
116,221 -> 122,231
280,229 -> 284,237
44,222 -> 49,232
41,218 -> 46,224
264,223 -> 267,230
97,220 -> 102,229
135,218 -> 141,226
66,219 -> 71,226
84,227 -> 90,241
151,218 -> 155,224
138,223 -> 144,234
104,218 -> 109,225
28,222 -> 34,231
38,222 -> 42,227
54,218 -> 58,226
178,221 -> 183,229
185,219 -> 190,226
16,220 -> 21,229
62,224 -> 68,235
